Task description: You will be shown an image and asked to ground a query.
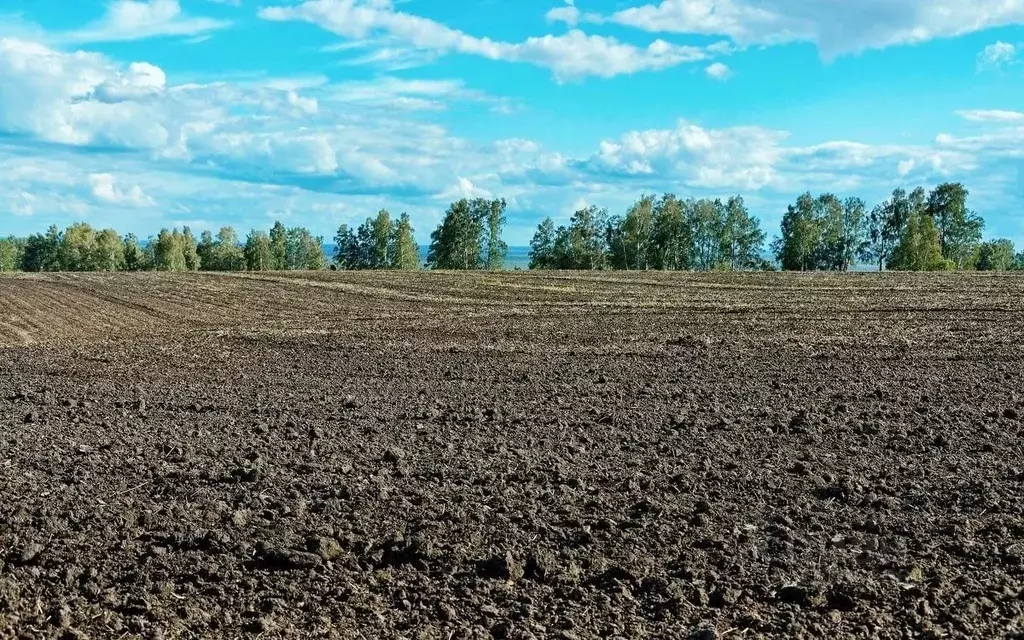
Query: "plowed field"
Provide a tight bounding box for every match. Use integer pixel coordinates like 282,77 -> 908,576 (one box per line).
2,271 -> 1024,639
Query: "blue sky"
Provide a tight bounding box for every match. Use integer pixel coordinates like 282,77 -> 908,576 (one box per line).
1,0 -> 1022,245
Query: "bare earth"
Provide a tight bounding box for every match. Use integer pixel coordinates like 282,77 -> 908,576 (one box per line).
2,271 -> 1024,639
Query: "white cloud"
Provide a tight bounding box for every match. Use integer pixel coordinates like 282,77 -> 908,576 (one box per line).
94,62 -> 167,102
67,0 -> 231,43
597,0 -> 1024,58
705,61 -> 731,80
89,173 -> 156,206
956,109 -> 1024,123
546,0 -> 581,27
260,0 -> 715,80
286,90 -> 319,115
438,177 -> 493,200
0,38 -> 170,148
977,41 -> 1018,70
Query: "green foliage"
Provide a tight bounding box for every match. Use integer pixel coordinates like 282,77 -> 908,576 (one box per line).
860,190 -> 910,272
286,227 -> 327,270
609,195 -> 655,270
334,211 -> 419,270
774,193 -> 819,271
154,229 -> 186,271
197,231 -> 216,270
533,195 -> 765,272
21,226 -> 61,272
888,210 -> 950,271
427,199 -> 485,270
123,234 -> 149,271
529,218 -> 558,269
0,236 -> 25,272
975,239 -> 1016,271
93,228 -> 126,271
244,230 -> 274,271
0,184 -> 998,276
391,213 -> 419,270
369,210 -> 393,269
926,182 -> 983,269
333,224 -> 364,270
483,199 -> 508,270
181,227 -> 201,271
270,221 -> 288,270
212,227 -> 245,271
721,196 -> 766,271
650,195 -> 689,270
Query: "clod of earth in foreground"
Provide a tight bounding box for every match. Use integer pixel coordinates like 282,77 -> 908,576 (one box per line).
478,551 -> 524,581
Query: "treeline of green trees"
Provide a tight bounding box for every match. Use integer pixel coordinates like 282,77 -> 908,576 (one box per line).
774,182 -> 1022,272
0,222 -> 327,272
528,181 -> 1020,272
332,197 -> 508,270
2,185 -> 1021,274
529,195 -> 768,271
0,197 -> 510,273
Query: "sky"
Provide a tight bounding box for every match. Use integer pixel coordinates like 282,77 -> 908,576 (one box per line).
0,0 -> 1022,246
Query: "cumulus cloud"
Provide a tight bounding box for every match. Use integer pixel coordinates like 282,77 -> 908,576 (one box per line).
596,0 -> 1024,58
438,177 -> 494,200
546,0 -> 581,27
0,38 -> 170,148
259,0 -> 716,80
89,173 -> 156,206
67,0 -> 231,43
977,41 -> 1018,71
705,62 -> 731,80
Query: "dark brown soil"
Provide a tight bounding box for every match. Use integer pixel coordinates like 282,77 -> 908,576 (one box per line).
2,271 -> 1024,639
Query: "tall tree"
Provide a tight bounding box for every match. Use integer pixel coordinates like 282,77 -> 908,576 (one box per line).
154,229 -> 186,271
270,221 -> 288,270
690,198 -> 729,271
181,227 -> 201,271
618,195 -> 656,270
813,193 -> 846,271
860,189 -> 910,272
650,194 -> 690,270
391,213 -> 419,270
721,195 -> 766,271
773,193 -> 819,271
197,230 -> 216,270
839,197 -> 867,271
567,205 -> 609,270
333,224 -> 365,270
926,182 -> 983,269
286,227 -> 327,270
244,230 -> 274,271
529,218 -> 558,270
975,239 -> 1016,271
0,237 -> 25,272
369,210 -> 393,269
21,226 -> 61,272
483,199 -> 508,270
123,234 -> 149,271
93,228 -> 125,271
427,199 -> 484,270
213,227 -> 245,271
888,209 -> 948,271
58,223 -> 99,271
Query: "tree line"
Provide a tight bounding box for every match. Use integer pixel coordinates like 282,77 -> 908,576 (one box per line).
528,181 -> 1020,272
1,186 -> 1020,273
529,195 -> 768,271
773,183 -> 1021,271
0,222 -> 327,273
